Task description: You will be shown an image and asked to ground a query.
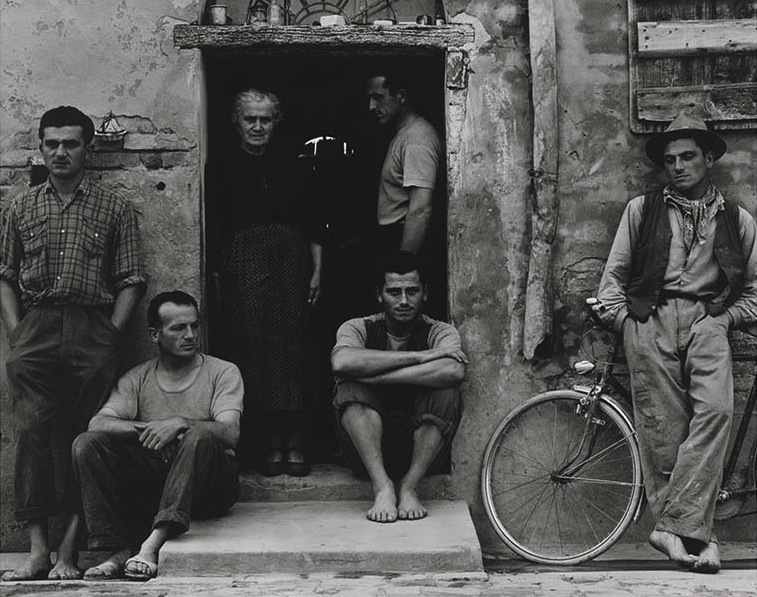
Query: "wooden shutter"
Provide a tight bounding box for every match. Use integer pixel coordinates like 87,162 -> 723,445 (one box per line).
629,0 -> 757,131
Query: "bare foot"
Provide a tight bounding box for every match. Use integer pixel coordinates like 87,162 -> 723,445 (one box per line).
48,555 -> 82,580
397,486 -> 427,521
649,530 -> 697,569
693,542 -> 721,574
1,552 -> 51,581
84,549 -> 131,581
367,485 -> 398,523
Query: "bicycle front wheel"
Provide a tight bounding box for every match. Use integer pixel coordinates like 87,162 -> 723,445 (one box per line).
481,390 -> 643,565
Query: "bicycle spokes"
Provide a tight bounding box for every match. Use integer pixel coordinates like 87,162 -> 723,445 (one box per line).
481,391 -> 643,564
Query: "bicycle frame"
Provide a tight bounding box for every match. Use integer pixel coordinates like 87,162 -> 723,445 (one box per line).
557,331 -> 647,521
578,305 -> 757,521
718,352 -> 757,517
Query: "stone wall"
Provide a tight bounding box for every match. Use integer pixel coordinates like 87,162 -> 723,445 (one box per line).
1,0 -> 754,553
0,0 -> 204,549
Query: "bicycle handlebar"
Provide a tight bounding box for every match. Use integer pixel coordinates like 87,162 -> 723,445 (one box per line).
585,297 -> 611,329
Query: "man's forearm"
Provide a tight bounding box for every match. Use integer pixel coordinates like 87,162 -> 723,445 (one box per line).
725,211 -> 757,328
310,242 -> 322,278
596,201 -> 639,331
90,413 -> 240,450
332,347 -> 426,378
400,187 -> 433,255
111,284 -> 143,332
186,419 -> 240,450
0,279 -> 22,334
359,358 -> 465,389
89,413 -> 142,437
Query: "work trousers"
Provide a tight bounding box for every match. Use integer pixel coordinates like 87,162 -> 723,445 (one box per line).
333,380 -> 461,478
5,305 -> 119,521
622,297 -> 733,543
72,427 -> 239,551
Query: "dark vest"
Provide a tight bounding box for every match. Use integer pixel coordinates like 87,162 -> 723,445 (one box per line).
364,316 -> 433,351
626,189 -> 745,322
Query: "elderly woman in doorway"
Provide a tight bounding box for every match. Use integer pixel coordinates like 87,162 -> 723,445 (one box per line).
210,87 -> 323,477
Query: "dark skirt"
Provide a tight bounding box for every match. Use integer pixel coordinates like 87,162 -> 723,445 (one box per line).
221,222 -> 312,415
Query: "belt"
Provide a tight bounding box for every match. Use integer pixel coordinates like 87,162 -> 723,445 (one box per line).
31,300 -> 112,315
658,291 -> 704,303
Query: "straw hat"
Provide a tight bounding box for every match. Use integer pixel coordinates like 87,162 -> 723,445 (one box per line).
645,111 -> 726,166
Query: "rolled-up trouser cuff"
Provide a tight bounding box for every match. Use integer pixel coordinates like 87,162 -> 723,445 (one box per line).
333,381 -> 462,477
14,504 -> 60,523
153,508 -> 190,536
87,533 -> 132,552
655,520 -> 717,545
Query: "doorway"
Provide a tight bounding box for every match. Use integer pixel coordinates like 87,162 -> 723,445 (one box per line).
203,49 -> 448,464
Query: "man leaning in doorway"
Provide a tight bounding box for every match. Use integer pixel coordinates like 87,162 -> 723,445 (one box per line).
367,69 -> 442,257
596,111 -> 757,573
0,106 -> 146,581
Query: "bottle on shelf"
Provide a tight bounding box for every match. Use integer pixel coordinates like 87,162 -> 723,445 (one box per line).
434,0 -> 446,24
356,0 -> 368,24
246,0 -> 268,24
268,0 -> 282,26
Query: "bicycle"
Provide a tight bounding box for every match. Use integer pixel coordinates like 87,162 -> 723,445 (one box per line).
480,298 -> 757,565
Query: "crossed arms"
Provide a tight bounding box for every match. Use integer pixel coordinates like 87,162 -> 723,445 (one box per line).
331,345 -> 467,389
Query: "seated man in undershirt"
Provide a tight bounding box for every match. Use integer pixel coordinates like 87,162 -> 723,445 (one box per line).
331,251 -> 467,523
72,290 -> 243,580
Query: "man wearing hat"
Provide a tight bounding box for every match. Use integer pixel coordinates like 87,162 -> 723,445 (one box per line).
596,111 -> 757,573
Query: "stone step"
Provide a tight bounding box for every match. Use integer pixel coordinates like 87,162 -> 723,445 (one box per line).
160,500 -> 483,576
239,464 -> 456,502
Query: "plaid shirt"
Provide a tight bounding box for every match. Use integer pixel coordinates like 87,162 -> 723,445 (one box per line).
0,174 -> 146,309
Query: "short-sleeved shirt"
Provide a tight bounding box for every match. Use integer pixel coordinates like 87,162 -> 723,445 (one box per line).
99,353 -> 244,423
377,116 -> 441,226
0,174 -> 145,309
333,313 -> 461,353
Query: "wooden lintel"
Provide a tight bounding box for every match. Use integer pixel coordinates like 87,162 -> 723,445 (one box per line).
637,82 -> 757,121
638,19 -> 757,57
173,24 -> 475,50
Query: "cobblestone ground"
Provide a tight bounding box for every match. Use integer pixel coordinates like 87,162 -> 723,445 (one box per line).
0,563 -> 755,596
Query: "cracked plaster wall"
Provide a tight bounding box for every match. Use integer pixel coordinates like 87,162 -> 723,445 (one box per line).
0,0 -> 203,549
0,0 -> 754,552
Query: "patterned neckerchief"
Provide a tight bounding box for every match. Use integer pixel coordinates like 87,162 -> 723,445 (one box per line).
663,184 -> 723,251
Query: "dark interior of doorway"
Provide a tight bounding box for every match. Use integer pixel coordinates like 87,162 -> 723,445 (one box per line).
204,49 -> 448,465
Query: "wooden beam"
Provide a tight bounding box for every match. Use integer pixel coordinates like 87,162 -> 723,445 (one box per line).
173,24 -> 475,50
637,82 -> 757,121
638,19 -> 757,57
523,0 -> 559,359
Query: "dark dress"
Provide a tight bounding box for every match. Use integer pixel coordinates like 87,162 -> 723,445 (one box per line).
209,143 -> 323,421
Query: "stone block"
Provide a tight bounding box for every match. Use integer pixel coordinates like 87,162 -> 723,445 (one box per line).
160,151 -> 193,169
239,465 -> 456,502
88,153 -> 142,170
123,133 -> 196,152
160,500 -> 483,575
0,151 -> 34,168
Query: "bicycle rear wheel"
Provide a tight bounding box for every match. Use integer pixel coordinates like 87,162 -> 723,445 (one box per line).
481,390 -> 643,565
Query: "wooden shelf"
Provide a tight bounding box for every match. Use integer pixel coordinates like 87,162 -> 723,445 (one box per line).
173,23 -> 475,51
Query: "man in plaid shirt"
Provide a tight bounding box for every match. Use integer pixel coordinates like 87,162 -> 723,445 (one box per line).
0,106 -> 146,581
